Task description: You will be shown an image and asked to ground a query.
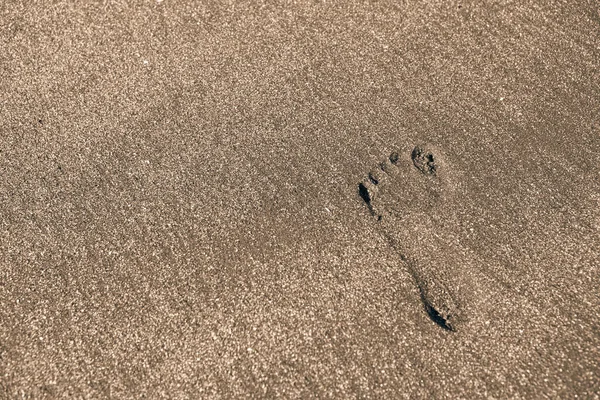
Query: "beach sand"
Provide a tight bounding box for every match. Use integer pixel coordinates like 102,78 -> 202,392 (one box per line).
1,1 -> 599,398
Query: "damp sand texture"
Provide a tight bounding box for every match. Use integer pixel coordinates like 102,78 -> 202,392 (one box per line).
1,1 -> 600,398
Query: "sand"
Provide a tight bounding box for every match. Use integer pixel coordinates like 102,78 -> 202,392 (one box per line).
1,0 -> 599,398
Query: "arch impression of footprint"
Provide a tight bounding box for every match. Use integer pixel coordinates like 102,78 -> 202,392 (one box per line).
359,144 -> 485,331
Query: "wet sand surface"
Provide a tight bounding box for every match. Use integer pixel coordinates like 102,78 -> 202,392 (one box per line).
1,1 -> 599,398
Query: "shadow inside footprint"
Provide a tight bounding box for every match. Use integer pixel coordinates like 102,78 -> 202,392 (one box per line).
411,146 -> 437,175
358,183 -> 372,206
413,271 -> 460,332
420,291 -> 455,331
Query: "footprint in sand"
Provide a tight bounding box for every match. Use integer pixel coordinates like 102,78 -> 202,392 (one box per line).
359,144 -> 473,331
